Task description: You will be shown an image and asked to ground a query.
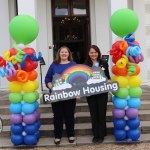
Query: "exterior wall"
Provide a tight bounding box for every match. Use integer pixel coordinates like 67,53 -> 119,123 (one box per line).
144,0 -> 150,85
0,0 -> 149,89
133,0 -> 150,85
36,0 -> 53,90
0,0 -> 16,90
110,0 -> 128,43
17,0 -> 37,49
94,0 -> 110,55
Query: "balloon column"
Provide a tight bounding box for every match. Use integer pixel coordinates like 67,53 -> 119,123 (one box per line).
0,15 -> 42,145
109,8 -> 143,141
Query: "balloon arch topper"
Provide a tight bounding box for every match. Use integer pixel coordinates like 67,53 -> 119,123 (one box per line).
0,15 -> 42,146
109,8 -> 143,142
43,65 -> 119,103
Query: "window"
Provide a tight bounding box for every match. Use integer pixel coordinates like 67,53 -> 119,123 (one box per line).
54,0 -> 68,16
52,0 -> 88,16
72,0 -> 86,15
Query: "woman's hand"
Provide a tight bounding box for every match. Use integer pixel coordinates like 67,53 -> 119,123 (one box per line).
76,96 -> 80,100
107,79 -> 111,83
47,82 -> 52,89
47,82 -> 52,94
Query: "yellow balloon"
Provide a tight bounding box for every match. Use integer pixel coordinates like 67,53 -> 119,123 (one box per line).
115,76 -> 128,88
128,76 -> 142,87
116,55 -> 128,68
33,80 -> 39,90
111,75 -> 117,82
22,81 -> 36,92
8,82 -> 22,92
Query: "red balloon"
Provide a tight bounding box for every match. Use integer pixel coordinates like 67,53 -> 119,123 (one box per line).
24,58 -> 38,72
23,48 -> 35,56
9,48 -> 17,56
0,56 -> 6,67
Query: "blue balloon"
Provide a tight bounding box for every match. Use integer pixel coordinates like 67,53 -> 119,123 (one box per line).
22,103 -> 35,114
34,101 -> 39,109
113,97 -> 127,109
11,124 -> 23,134
127,129 -> 140,141
112,96 -> 116,104
24,135 -> 38,145
114,119 -> 126,130
114,129 -> 126,141
127,98 -> 141,108
9,103 -> 22,114
24,124 -> 38,134
127,118 -> 140,129
34,120 -> 41,130
35,130 -> 41,139
11,135 -> 24,145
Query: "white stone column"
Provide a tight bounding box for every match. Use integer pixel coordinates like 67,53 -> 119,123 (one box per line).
94,0 -> 110,55
17,0 -> 43,92
17,0 -> 37,49
0,0 -> 11,89
110,0 -> 128,43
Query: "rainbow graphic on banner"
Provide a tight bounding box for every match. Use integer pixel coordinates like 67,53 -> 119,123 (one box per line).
62,65 -> 92,84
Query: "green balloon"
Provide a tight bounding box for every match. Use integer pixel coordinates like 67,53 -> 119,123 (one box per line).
34,91 -> 39,99
129,87 -> 142,97
9,92 -> 22,103
9,15 -> 39,44
23,92 -> 37,103
113,87 -> 128,98
110,8 -> 139,37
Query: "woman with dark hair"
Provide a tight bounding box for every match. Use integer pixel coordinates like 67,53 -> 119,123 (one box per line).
45,46 -> 76,145
85,45 -> 111,143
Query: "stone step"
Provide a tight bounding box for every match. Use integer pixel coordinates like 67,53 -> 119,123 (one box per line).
1,100 -> 150,115
1,133 -> 150,148
0,99 -> 10,105
1,121 -> 150,137
1,109 -> 150,127
75,110 -> 150,123
38,101 -> 150,113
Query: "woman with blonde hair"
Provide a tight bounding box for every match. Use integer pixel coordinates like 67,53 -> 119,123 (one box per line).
45,46 -> 76,145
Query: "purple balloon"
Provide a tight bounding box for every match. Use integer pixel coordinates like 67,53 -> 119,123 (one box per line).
23,114 -> 36,124
112,109 -> 125,119
34,110 -> 40,121
10,114 -> 23,124
126,108 -> 138,119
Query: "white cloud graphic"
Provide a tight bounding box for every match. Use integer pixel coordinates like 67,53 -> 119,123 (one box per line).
87,77 -> 106,85
52,83 -> 72,91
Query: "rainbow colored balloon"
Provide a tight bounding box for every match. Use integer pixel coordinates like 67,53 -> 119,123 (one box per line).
0,15 -> 42,145
109,8 -> 143,142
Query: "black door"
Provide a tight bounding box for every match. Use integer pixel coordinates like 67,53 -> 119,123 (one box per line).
51,0 -> 91,64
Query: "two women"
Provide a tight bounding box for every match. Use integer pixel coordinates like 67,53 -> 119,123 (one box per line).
45,45 -> 110,144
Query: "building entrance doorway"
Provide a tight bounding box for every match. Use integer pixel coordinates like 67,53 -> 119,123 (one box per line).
51,0 -> 91,64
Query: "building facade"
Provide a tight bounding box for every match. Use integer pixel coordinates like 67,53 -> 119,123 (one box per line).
0,0 -> 149,90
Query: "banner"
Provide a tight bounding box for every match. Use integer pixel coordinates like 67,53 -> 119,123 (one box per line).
43,64 -> 119,103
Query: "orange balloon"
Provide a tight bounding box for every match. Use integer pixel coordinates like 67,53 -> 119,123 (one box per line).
120,41 -> 128,54
16,70 -> 28,83
28,70 -> 38,80
7,75 -> 17,82
112,65 -> 128,76
131,65 -> 140,76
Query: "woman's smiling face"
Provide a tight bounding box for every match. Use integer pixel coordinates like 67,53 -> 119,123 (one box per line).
89,48 -> 98,61
59,48 -> 69,61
